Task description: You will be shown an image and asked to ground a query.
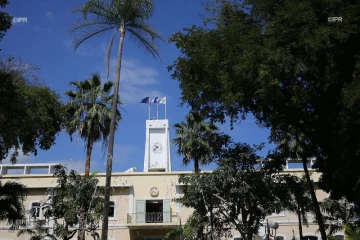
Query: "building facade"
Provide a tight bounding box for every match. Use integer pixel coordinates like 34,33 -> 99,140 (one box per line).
0,119 -> 345,240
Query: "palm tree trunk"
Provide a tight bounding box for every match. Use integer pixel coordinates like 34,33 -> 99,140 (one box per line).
297,206 -> 303,240
209,205 -> 214,240
101,23 -> 125,240
85,137 -> 93,177
301,156 -> 327,240
78,212 -> 86,240
194,157 -> 199,173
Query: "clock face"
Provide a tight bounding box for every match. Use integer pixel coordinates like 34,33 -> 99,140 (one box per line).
152,142 -> 163,154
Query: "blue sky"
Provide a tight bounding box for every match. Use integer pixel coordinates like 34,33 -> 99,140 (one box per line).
1,0 -> 275,173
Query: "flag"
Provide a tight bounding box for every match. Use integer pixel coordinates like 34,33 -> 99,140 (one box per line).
150,97 -> 158,105
157,96 -> 166,104
140,97 -> 149,103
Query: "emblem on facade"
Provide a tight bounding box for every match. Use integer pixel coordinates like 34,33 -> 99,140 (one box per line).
150,187 -> 159,197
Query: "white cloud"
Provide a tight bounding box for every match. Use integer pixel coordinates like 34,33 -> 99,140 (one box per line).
100,58 -> 164,104
45,11 -> 54,21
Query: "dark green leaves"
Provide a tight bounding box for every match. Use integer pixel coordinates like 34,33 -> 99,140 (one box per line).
169,0 -> 360,201
0,178 -> 27,230
0,57 -> 65,163
0,0 -> 12,41
173,111 -> 229,172
64,73 -> 121,153
43,165 -> 104,240
177,141 -> 294,239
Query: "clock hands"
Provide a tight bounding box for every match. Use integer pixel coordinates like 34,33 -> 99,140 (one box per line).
153,143 -> 162,153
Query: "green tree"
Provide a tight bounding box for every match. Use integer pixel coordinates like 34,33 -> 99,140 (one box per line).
169,1 -> 360,239
0,178 -> 27,229
65,73 -> 121,177
178,141 -> 288,240
173,111 -> 227,173
0,0 -> 12,42
0,56 -> 64,163
345,223 -> 360,240
17,219 -> 56,240
319,197 -> 357,235
43,165 -> 104,240
70,1 -> 164,237
282,175 -> 313,240
167,212 -> 207,240
272,129 -> 327,240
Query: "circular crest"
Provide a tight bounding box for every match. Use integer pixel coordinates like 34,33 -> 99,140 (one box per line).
149,187 -> 159,197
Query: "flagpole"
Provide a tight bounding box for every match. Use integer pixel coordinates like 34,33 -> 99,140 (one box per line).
156,103 -> 159,119
165,95 -> 167,119
148,102 -> 150,120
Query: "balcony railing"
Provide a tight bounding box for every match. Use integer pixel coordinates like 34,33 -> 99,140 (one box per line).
127,212 -> 178,224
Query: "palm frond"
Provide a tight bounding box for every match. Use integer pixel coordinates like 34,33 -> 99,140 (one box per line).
103,81 -> 114,93
345,223 -> 360,240
106,32 -> 115,78
72,25 -> 116,51
127,26 -> 162,60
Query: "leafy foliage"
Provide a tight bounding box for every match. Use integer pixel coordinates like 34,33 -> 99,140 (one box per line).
42,165 -> 104,240
70,0 -> 164,77
0,56 -> 65,163
319,197 -> 357,235
0,178 -> 27,230
17,219 -> 56,240
0,0 -> 12,42
70,2 -> 164,236
281,175 -> 313,239
176,141 -> 293,240
169,0 -> 360,203
65,73 -> 121,176
173,111 -> 229,172
345,223 -> 360,240
167,212 -> 206,240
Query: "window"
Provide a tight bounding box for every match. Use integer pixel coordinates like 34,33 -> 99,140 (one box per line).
31,202 -> 41,219
270,209 -> 285,217
135,199 -> 171,223
303,236 -> 318,240
109,201 -> 115,218
334,235 -> 344,240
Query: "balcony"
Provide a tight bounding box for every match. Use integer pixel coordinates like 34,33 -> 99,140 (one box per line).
126,212 -> 179,229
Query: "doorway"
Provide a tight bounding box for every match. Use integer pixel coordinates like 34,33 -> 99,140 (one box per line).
145,200 -> 163,223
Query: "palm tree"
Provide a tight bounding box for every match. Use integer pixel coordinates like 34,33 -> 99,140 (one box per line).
0,178 -> 27,229
284,176 -> 313,240
70,1 -> 164,236
173,111 -> 223,239
65,73 -> 121,177
173,112 -> 221,173
17,219 -> 56,240
275,128 -> 328,240
42,165 -> 104,240
344,223 -> 360,240
320,197 -> 356,235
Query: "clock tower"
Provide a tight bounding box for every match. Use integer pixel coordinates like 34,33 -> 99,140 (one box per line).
143,119 -> 172,172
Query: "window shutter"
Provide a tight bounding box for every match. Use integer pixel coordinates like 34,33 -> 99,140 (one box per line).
135,200 -> 145,223
163,199 -> 171,223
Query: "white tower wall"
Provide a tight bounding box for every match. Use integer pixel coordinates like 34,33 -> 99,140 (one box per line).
143,119 -> 171,172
